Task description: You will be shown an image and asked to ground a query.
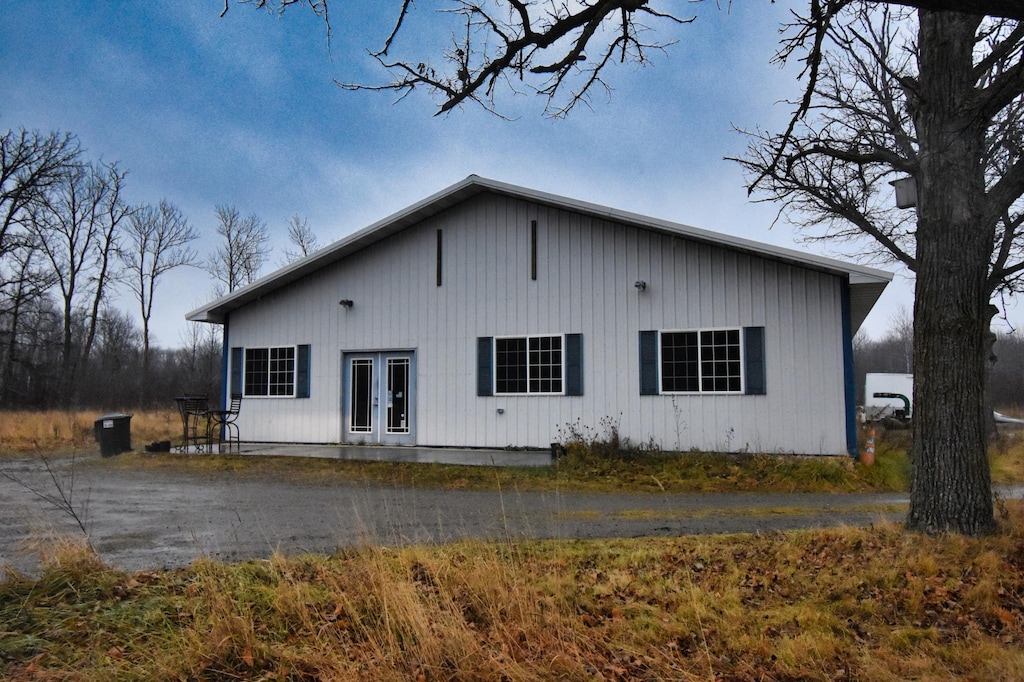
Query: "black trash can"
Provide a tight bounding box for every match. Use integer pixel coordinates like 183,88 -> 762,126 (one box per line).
94,413 -> 132,457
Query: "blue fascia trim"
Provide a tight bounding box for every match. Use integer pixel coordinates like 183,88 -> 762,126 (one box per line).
840,279 -> 858,458
219,317 -> 230,412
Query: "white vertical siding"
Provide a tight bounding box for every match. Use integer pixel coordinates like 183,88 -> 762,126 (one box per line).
226,193 -> 850,454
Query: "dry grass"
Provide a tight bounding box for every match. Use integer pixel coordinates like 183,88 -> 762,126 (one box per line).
3,502 -> 1024,680
992,428 -> 1024,486
3,410 -> 1024,495
0,410 -> 180,454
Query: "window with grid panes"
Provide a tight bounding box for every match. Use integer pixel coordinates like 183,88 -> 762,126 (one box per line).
494,335 -> 563,394
244,346 -> 296,397
660,329 -> 742,393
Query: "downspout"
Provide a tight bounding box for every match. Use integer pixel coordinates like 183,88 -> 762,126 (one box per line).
840,279 -> 858,458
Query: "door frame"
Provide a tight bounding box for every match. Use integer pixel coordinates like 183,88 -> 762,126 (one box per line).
341,350 -> 416,445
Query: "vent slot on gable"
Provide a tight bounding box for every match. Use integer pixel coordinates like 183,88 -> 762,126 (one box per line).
436,229 -> 443,287
531,220 -> 538,281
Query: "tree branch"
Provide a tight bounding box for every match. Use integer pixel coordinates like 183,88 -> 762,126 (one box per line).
988,209 -> 1024,288
375,0 -> 414,57
974,22 -> 1024,78
986,154 -> 1024,225
976,58 -> 1024,121
786,142 -> 914,174
750,0 -> 852,193
873,0 -> 1024,20
337,0 -> 688,116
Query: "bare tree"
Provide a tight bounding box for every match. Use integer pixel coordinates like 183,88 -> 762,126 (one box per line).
0,129 -> 80,264
225,1 -> 1024,119
179,320 -> 223,397
283,214 -> 319,264
121,200 -> 199,402
0,130 -> 79,404
989,331 -> 1024,408
342,1 -> 694,117
81,163 -> 131,375
886,307 -> 913,374
78,305 -> 142,407
855,322 -> 1024,409
28,161 -> 130,403
883,1 -> 1023,16
734,5 -> 1024,534
0,240 -> 56,406
207,204 -> 270,294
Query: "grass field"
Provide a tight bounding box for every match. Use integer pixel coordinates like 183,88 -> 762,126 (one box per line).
3,408 -> 1024,495
2,505 -> 1024,680
2,409 -> 1023,679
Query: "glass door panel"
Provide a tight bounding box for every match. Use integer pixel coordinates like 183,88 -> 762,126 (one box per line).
386,357 -> 410,434
349,358 -> 374,434
343,351 -> 415,445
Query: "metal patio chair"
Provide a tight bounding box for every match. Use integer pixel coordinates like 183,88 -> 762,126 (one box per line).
210,393 -> 243,453
175,394 -> 211,453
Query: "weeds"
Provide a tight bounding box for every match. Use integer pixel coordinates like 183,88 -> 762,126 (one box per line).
3,503 -> 1024,679
557,414 -> 659,463
552,439 -> 911,494
2,411 -> 1022,496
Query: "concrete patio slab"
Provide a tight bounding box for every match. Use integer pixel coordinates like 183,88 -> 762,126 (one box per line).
222,443 -> 553,467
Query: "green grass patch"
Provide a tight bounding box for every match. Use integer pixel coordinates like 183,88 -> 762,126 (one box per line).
4,410 -> 1023,495
557,502 -> 910,521
85,444 -> 913,495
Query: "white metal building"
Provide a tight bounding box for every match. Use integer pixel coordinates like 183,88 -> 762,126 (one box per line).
187,176 -> 892,456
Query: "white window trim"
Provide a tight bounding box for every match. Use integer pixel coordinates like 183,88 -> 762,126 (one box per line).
243,345 -> 298,399
493,333 -> 566,396
658,327 -> 745,396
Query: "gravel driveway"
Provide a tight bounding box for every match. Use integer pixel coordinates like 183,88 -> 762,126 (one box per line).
0,453 -> 937,575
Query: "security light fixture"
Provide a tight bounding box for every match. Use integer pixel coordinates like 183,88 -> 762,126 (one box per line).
339,299 -> 354,308
634,280 -> 647,291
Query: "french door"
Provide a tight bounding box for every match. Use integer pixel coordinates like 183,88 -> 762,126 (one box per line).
342,351 -> 415,445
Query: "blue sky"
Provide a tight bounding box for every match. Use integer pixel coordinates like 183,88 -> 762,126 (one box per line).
1,0 -> 923,347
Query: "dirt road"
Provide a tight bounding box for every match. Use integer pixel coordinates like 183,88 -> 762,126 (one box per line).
0,453 -> 928,574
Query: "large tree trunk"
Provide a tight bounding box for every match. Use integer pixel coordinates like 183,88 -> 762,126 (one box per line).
908,10 -> 995,535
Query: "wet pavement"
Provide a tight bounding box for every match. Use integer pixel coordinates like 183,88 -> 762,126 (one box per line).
2,452 -> 1014,576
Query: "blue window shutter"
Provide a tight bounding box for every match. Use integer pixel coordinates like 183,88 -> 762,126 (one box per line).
744,327 -> 766,395
296,344 -> 311,398
639,331 -> 659,395
477,337 -> 493,396
231,347 -> 243,395
565,333 -> 583,396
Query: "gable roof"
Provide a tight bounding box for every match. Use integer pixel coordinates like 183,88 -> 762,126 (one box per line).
187,175 -> 892,332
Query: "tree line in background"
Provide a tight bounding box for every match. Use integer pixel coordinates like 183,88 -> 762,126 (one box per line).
853,308 -> 1024,411
4,124 -> 1024,413
0,127 -> 318,410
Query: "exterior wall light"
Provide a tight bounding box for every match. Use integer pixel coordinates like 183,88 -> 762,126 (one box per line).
634,280 -> 647,291
339,299 -> 354,308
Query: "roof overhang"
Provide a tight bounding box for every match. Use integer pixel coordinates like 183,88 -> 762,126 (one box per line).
187,175 -> 892,333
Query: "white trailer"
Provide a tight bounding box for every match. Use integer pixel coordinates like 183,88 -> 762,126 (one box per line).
864,373 -> 914,421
